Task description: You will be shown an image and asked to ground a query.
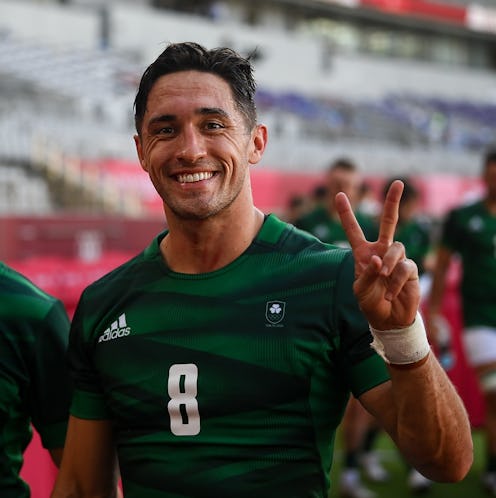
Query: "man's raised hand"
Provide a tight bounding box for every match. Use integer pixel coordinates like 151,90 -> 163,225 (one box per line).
335,179 -> 420,330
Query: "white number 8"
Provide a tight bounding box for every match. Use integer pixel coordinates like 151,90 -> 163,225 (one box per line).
167,363 -> 201,436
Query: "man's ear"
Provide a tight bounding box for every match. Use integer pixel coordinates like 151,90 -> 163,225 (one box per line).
248,124 -> 268,166
134,134 -> 147,172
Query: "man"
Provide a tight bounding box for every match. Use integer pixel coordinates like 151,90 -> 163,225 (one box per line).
382,177 -> 432,281
0,262 -> 71,497
52,42 -> 472,498
295,158 -> 378,247
428,148 -> 496,495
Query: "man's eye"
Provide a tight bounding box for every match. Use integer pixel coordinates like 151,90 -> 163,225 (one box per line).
206,122 -> 223,130
158,126 -> 175,135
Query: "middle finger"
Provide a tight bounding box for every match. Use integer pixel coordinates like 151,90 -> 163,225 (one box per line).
380,241 -> 406,277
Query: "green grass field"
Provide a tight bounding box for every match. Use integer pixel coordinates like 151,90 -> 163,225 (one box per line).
328,429 -> 487,497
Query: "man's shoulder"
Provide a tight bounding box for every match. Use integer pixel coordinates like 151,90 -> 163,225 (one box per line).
449,199 -> 483,217
0,262 -> 60,316
260,214 -> 351,264
442,200 -> 487,233
81,234 -> 163,300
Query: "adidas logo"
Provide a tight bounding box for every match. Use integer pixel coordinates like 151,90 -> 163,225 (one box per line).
98,313 -> 131,343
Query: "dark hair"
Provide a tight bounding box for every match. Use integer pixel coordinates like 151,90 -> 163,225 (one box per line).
134,42 -> 258,134
382,176 -> 418,202
484,148 -> 496,169
312,184 -> 328,201
328,157 -> 357,173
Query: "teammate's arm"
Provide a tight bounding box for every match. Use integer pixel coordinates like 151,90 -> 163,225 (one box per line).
51,415 -> 120,498
49,448 -> 64,467
426,245 -> 452,341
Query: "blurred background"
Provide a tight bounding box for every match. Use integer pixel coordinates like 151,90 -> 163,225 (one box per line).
0,0 -> 494,495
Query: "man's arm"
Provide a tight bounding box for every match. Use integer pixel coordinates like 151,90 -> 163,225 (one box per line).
49,448 -> 64,468
51,416 -> 120,498
359,353 -> 472,482
335,180 -> 472,482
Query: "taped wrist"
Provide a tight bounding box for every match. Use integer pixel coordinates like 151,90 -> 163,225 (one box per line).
369,312 -> 431,365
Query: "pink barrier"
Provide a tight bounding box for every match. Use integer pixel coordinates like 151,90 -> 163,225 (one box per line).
8,252 -> 135,318
432,263 -> 485,428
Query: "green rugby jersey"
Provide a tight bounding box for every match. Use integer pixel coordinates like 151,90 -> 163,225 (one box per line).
441,200 -> 496,327
0,262 -> 71,497
395,217 -> 432,276
295,205 -> 379,248
69,214 -> 389,498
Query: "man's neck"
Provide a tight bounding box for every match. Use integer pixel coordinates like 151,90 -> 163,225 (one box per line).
161,208 -> 265,274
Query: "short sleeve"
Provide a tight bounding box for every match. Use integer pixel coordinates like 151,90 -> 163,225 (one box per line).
333,252 -> 390,397
29,299 -> 72,449
440,209 -> 458,251
68,294 -> 111,420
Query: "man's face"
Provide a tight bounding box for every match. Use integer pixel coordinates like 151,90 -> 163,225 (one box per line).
399,197 -> 418,222
134,70 -> 266,221
326,167 -> 361,210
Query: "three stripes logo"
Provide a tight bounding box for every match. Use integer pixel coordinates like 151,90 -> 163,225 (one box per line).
98,313 -> 131,343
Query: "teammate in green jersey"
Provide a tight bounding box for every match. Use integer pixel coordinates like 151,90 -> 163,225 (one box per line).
0,262 -> 71,498
382,177 -> 432,280
295,158 -> 379,248
428,148 -> 496,495
52,42 -> 472,498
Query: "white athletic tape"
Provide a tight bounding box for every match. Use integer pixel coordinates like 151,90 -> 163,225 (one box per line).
369,312 -> 431,365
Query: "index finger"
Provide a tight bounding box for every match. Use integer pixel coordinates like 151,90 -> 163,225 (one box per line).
378,179 -> 404,245
335,191 -> 366,250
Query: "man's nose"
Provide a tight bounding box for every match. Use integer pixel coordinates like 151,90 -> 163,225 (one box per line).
176,126 -> 207,164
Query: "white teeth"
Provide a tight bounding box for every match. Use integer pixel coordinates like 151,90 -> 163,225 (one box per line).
177,171 -> 214,183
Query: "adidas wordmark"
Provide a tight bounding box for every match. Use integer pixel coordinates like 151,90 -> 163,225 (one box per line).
98,313 -> 131,342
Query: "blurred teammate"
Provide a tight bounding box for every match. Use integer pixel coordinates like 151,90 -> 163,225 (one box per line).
295,158 -> 378,247
357,181 -> 381,220
428,148 -> 496,495
296,158 -> 384,498
282,193 -> 310,224
51,41 -> 471,498
381,177 -> 432,282
0,262 -> 71,497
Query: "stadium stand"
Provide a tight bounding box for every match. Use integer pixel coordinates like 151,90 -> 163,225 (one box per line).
1,0 -> 494,181
0,165 -> 53,214
0,0 -> 493,235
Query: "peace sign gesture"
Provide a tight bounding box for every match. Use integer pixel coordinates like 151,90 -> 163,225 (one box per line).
335,180 -> 420,331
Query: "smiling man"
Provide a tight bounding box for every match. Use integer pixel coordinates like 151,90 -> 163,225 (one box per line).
51,42 -> 472,498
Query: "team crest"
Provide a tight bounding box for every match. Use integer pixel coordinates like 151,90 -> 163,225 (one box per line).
266,301 -> 286,324
468,216 -> 483,232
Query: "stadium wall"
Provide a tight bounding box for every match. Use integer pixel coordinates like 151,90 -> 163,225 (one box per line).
0,215 -> 166,261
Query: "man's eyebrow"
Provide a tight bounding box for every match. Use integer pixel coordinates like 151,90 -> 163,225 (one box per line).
198,107 -> 230,119
148,114 -> 175,126
148,107 -> 230,126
